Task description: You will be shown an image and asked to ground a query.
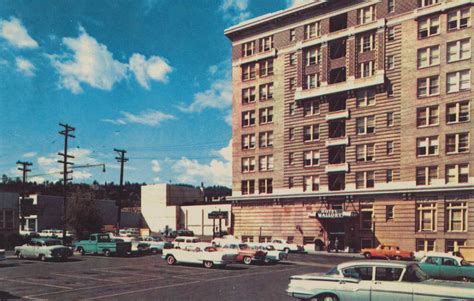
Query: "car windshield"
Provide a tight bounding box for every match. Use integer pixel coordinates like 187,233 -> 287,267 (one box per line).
402,264 -> 430,282
239,244 -> 249,249
45,240 -> 62,246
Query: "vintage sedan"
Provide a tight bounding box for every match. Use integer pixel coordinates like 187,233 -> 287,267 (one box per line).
287,260 -> 474,301
221,242 -> 267,265
139,236 -> 173,254
249,243 -> 287,263
271,239 -> 304,253
419,253 -> 474,281
163,244 -> 238,268
361,244 -> 414,260
15,238 -> 73,261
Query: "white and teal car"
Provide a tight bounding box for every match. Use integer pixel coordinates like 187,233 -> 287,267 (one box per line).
163,244 -> 238,268
287,260 -> 474,301
139,236 -> 173,254
14,238 -> 73,261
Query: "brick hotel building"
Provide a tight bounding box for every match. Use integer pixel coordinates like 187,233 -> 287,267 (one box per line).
224,0 -> 474,252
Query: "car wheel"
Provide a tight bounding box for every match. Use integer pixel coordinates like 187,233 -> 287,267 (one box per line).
151,248 -> 158,255
283,248 -> 290,254
203,261 -> 214,269
243,256 -> 252,265
104,250 -> 111,257
166,255 -> 176,265
364,253 -> 372,259
77,247 -> 86,256
17,252 -> 23,259
458,276 -> 472,282
39,254 -> 46,262
394,255 -> 401,261
312,294 -> 339,301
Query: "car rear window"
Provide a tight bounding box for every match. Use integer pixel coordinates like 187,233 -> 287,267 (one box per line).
342,267 -> 373,280
375,267 -> 403,281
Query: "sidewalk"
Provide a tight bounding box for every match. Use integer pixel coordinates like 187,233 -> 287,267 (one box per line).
304,250 -> 364,258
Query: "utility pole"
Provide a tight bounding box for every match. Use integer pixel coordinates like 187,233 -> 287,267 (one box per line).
114,148 -> 128,235
16,161 -> 32,230
58,123 -> 75,243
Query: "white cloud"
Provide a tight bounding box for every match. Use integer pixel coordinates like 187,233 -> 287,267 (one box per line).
224,110 -> 232,126
29,176 -> 45,184
49,27 -> 128,94
151,160 -> 161,172
172,141 -> 232,187
15,57 -> 35,77
286,0 -> 313,7
23,152 -> 37,158
219,0 -> 251,23
179,78 -> 232,112
102,110 -> 175,127
153,176 -> 161,183
0,17 -> 38,49
37,148 -> 98,180
129,53 -> 172,89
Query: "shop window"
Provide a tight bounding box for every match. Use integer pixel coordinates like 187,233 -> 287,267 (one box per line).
416,239 -> 436,252
445,239 -> 466,252
259,236 -> 272,243
241,235 -> 254,243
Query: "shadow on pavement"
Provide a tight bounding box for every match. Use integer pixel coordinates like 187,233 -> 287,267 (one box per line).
0,291 -> 20,300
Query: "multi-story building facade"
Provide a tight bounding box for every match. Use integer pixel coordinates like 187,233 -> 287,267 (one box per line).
225,0 -> 474,252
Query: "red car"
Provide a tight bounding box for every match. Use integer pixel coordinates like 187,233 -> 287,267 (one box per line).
221,242 -> 266,265
361,244 -> 414,260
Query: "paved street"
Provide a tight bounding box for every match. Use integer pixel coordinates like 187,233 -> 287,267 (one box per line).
0,253 -> 354,300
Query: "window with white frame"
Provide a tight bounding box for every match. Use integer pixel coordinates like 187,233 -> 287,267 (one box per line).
356,89 -> 376,107
303,100 -> 320,116
387,112 -> 394,127
388,0 -> 395,13
360,203 -> 374,229
418,16 -> 440,38
303,124 -> 320,142
446,201 -> 468,232
241,180 -> 255,195
416,239 -> 436,252
387,55 -> 395,70
356,144 -> 375,162
447,101 -> 470,123
305,48 -> 320,66
417,75 -> 439,97
387,141 -> 394,155
447,8 -> 470,31
259,83 -> 274,101
260,36 -> 274,52
416,166 -> 438,185
259,107 -> 273,124
259,59 -> 274,77
242,110 -> 256,127
241,157 -> 256,173
416,136 -> 439,156
447,70 -> 471,93
242,64 -> 256,81
303,175 -> 319,192
387,27 -> 395,41
417,45 -> 440,68
242,134 -> 256,150
289,102 -> 295,115
242,87 -> 256,104
289,29 -> 296,41
446,133 -> 469,154
356,116 -> 375,135
0,210 -> 14,229
258,178 -> 273,194
447,39 -> 471,63
303,150 -> 320,167
289,77 -> 296,91
356,171 -> 375,189
289,53 -> 296,65
358,33 -> 375,52
243,41 -> 255,57
305,73 -> 319,89
288,176 -> 295,188
357,61 -> 375,78
417,106 -> 439,127
259,131 -> 273,148
288,152 -> 295,165
416,201 -> 437,231
446,164 -> 469,184
288,127 -> 295,141
446,239 -> 466,252
358,5 -> 376,24
259,155 -> 274,171
386,169 -> 393,183
417,0 -> 439,8
304,21 -> 320,39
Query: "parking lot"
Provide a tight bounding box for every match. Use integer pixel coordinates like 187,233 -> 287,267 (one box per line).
0,253 -> 351,300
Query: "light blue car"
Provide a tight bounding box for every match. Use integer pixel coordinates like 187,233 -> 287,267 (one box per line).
287,260 -> 474,301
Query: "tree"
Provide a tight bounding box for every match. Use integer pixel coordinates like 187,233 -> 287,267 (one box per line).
66,192 -> 103,240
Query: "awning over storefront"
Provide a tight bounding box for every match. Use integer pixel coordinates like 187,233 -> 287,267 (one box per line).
208,211 -> 228,219
308,209 -> 358,219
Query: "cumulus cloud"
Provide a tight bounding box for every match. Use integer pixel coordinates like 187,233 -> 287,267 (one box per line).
49,27 -> 128,94
37,148 -> 99,181
172,140 -> 232,187
129,53 -> 172,89
15,57 -> 35,77
102,110 -> 175,127
29,176 -> 45,184
179,78 -> 232,112
151,160 -> 161,172
23,151 -> 37,158
219,0 -> 251,23
0,17 -> 38,48
286,0 -> 313,7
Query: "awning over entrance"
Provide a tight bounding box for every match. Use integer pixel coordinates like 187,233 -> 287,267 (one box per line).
208,211 -> 228,219
308,209 -> 358,219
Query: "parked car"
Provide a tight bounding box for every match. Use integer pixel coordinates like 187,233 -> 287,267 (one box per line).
14,238 -> 73,261
168,229 -> 195,238
270,239 -> 304,253
0,249 -> 5,261
286,260 -> 474,301
39,229 -> 73,238
75,233 -> 131,257
419,253 -> 474,281
211,235 -> 241,247
163,244 -> 238,269
124,238 -> 150,255
221,242 -> 267,265
172,236 -> 201,249
361,244 -> 414,260
249,243 -> 287,263
140,236 -> 173,254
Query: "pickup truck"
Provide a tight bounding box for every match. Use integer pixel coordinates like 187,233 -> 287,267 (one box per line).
75,233 -> 131,257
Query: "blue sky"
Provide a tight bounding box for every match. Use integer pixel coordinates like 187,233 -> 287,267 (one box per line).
0,0 -> 306,187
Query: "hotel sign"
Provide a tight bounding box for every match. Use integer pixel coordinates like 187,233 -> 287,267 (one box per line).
309,209 -> 358,219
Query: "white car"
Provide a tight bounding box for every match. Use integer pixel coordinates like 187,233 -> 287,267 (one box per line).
287,260 -> 474,301
413,250 -> 455,261
271,239 -> 304,253
173,236 -> 201,249
163,244 -> 238,268
211,235 -> 241,247
0,249 -> 5,261
139,236 -> 173,254
248,243 -> 287,263
39,229 -> 73,238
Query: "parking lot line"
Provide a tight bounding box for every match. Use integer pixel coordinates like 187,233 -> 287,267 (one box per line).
4,278 -> 74,290
51,273 -> 123,283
